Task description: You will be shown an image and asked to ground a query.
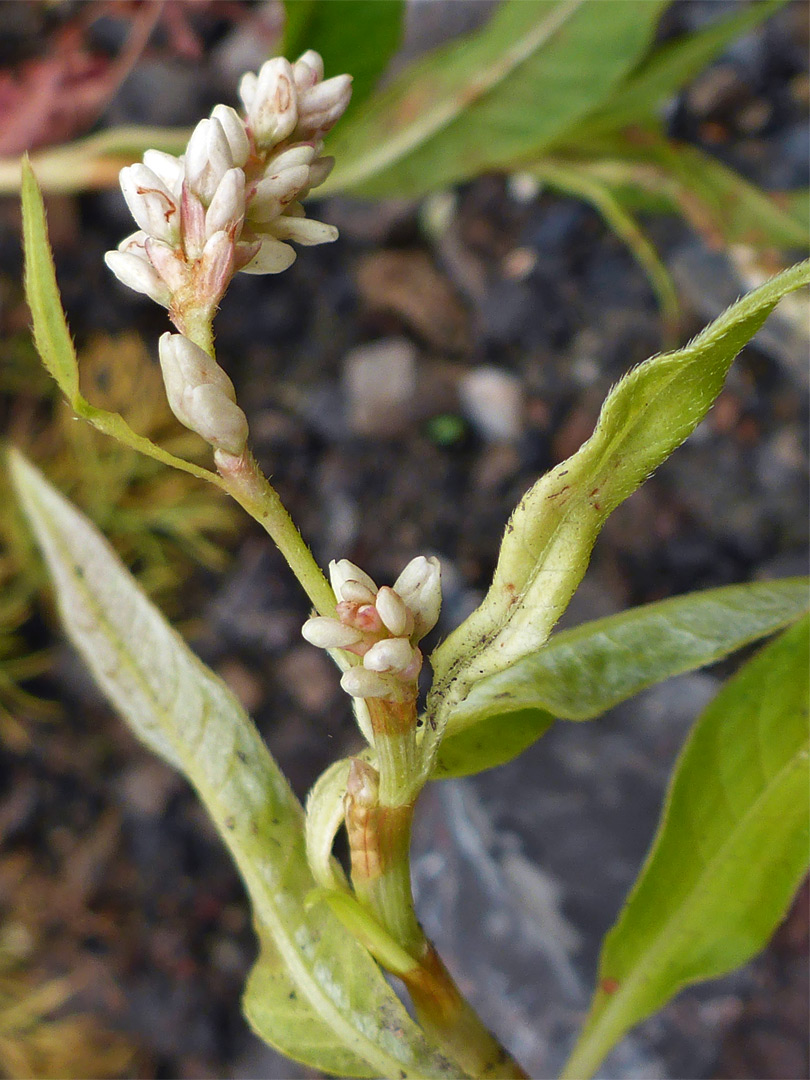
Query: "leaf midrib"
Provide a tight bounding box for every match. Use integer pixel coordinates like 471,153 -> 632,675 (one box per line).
332,0 -> 584,190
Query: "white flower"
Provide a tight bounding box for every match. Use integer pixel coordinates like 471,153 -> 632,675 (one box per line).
243,57 -> 298,149
104,249 -> 171,308
210,104 -> 250,167
393,557 -> 442,639
184,118 -> 235,205
119,164 -> 180,244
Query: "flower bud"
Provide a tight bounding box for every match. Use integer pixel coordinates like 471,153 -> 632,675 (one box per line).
363,637 -> 416,675
250,164 -> 311,223
301,617 -> 364,649
330,560 -> 378,600
238,71 -> 258,111
198,230 -> 236,305
119,164 -> 180,243
293,50 -> 324,90
307,155 -> 335,191
269,214 -> 338,246
297,74 -> 352,137
205,167 -> 246,238
210,104 -> 250,167
142,149 -> 184,195
246,57 -> 298,149
104,250 -> 172,308
144,237 -> 188,293
340,668 -> 400,701
158,333 -> 248,455
239,237 -> 296,275
393,556 -> 442,640
339,580 -> 377,605
374,587 -> 412,637
184,118 -> 234,205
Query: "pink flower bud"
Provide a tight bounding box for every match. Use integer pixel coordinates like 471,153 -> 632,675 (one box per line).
104,250 -> 171,308
210,104 -> 250,167
180,183 -> 207,260
198,230 -> 236,305
144,237 -> 188,293
119,164 -> 180,243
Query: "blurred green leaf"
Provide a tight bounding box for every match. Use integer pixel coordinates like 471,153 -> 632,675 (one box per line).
324,0 -> 668,197
425,260 -> 810,773
571,0 -> 787,140
561,617 -> 810,1080
9,450 -> 456,1080
430,579 -> 809,778
283,0 -> 405,113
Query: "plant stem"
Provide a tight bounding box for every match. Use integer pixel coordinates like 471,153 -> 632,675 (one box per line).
214,446 -> 335,617
346,699 -> 528,1079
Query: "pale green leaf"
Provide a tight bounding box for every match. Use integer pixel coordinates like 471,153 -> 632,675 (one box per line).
324,0 -> 667,198
570,0 -> 787,140
561,618 -> 810,1080
425,260 -> 810,771
21,157 -> 80,402
9,450 -> 456,1080
443,576 -> 810,732
432,708 -> 555,780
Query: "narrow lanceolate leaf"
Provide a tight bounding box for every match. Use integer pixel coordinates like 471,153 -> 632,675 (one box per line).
9,450 -> 456,1080
21,160 -> 221,489
561,618 -> 810,1080
433,577 -> 809,779
323,0 -> 667,197
21,156 -> 80,401
425,260 -> 810,769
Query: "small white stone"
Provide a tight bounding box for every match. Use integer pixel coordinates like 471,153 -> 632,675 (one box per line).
459,366 -> 524,443
343,338 -> 417,437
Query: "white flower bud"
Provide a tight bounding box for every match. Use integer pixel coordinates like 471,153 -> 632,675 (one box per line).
158,333 -> 248,455
297,74 -> 352,136
265,143 -> 317,173
249,164 -> 311,222
184,118 -> 234,205
117,230 -> 149,257
248,58 -> 298,149
142,149 -> 184,195
363,637 -> 416,675
238,71 -> 258,111
144,237 -> 188,293
374,587 -> 412,637
293,50 -> 324,90
307,155 -> 335,191
205,168 -> 246,238
119,164 -> 180,243
239,237 -> 296,275
340,668 -> 400,700
339,580 -> 377,605
301,617 -> 364,649
330,560 -> 378,600
210,104 -> 250,167
269,214 -> 338,246
393,556 -> 442,640
104,250 -> 171,308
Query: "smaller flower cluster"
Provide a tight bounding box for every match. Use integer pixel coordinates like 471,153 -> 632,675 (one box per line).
302,557 -> 442,702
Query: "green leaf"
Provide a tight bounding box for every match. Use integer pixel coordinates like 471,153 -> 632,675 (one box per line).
9,450 -> 456,1080
432,708 -> 555,780
561,618 -> 810,1080
21,157 -> 81,401
21,160 -> 223,489
425,260 -> 810,771
570,0 -> 787,140
323,0 -> 668,198
283,0 -> 405,114
440,577 -> 810,747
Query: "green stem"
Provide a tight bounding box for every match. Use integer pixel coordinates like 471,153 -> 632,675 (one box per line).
214,447 -> 335,617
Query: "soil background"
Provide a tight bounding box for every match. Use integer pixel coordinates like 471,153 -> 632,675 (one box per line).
0,2 -> 807,1078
